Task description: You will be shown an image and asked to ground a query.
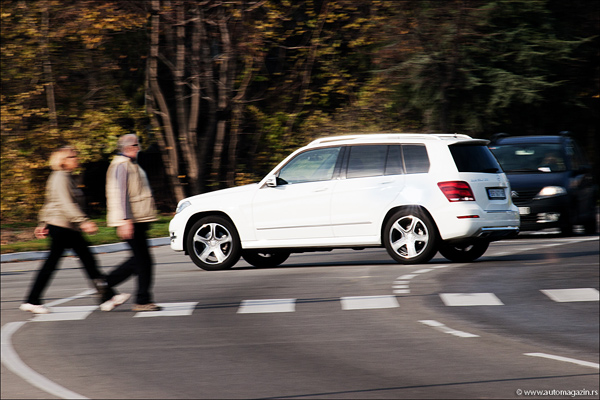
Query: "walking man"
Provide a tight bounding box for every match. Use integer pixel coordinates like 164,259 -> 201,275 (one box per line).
101,134 -> 161,312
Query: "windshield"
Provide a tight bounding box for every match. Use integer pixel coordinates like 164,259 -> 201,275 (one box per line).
489,143 -> 566,173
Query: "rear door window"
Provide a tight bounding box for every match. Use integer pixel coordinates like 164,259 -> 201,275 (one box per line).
403,145 -> 430,174
385,145 -> 404,175
450,144 -> 501,173
346,145 -> 387,179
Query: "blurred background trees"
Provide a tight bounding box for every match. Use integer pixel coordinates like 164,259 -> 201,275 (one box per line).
2,0 -> 598,221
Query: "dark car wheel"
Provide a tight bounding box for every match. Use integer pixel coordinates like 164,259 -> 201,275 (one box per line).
242,250 -> 290,268
438,240 -> 490,263
187,216 -> 241,271
559,209 -> 575,236
583,217 -> 597,235
383,208 -> 438,264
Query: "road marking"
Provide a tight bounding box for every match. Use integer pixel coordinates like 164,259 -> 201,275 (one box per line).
1,321 -> 89,399
398,274 -> 417,280
439,293 -> 504,306
524,353 -> 599,369
341,295 -> 399,310
414,268 -> 433,274
45,289 -> 96,307
419,320 -> 479,338
33,306 -> 98,322
540,288 -> 599,302
134,302 -> 199,318
237,298 -> 296,314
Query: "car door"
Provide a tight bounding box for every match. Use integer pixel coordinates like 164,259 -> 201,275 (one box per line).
252,147 -> 342,241
331,145 -> 405,238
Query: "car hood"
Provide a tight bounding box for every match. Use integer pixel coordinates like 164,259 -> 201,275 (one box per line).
185,183 -> 259,205
505,171 -> 569,190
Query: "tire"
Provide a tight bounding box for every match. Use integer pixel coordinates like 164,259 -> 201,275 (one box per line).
383,208 -> 438,264
186,216 -> 241,271
242,250 -> 290,268
438,240 -> 489,263
558,210 -> 574,236
583,217 -> 597,235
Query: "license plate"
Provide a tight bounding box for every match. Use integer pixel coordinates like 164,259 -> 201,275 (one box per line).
487,188 -> 506,200
519,207 -> 530,215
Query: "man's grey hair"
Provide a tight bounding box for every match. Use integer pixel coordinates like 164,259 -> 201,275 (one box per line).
117,134 -> 138,153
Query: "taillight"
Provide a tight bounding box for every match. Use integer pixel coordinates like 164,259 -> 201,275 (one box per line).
438,181 -> 475,202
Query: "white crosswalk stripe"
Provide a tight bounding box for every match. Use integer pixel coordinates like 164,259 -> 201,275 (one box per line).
340,295 -> 399,310
134,302 -> 199,318
439,293 -> 504,306
540,288 -> 599,302
237,298 -> 296,314
33,306 -> 98,322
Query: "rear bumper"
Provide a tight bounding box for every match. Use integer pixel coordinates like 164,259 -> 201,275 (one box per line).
433,204 -> 520,241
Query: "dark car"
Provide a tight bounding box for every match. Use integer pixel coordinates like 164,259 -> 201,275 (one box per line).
489,133 -> 597,235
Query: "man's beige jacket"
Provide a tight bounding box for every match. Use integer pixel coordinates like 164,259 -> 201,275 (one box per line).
106,155 -> 157,227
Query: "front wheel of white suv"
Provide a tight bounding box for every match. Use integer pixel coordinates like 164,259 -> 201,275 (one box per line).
383,209 -> 438,264
187,216 -> 241,270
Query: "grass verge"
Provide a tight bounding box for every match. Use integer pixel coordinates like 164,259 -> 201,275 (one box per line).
1,215 -> 172,254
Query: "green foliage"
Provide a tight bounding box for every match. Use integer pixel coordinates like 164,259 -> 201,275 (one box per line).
1,0 -> 147,221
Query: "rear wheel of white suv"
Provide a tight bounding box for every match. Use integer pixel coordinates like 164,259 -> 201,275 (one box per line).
242,250 -> 290,268
383,208 -> 438,264
187,216 -> 241,270
438,240 -> 489,263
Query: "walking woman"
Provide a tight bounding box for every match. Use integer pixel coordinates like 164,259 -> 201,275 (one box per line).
20,146 -> 129,314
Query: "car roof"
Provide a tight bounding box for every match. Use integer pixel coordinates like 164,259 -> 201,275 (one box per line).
494,135 -> 567,145
307,133 -> 488,147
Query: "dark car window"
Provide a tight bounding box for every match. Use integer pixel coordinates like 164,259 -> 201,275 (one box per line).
489,143 -> 566,173
450,144 -> 501,173
346,145 -> 387,179
278,147 -> 341,183
385,145 -> 404,175
403,145 -> 430,174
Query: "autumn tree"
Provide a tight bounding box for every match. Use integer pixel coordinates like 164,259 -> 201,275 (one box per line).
1,0 -> 147,220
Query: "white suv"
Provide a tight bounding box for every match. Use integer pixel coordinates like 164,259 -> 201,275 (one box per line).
169,134 -> 519,270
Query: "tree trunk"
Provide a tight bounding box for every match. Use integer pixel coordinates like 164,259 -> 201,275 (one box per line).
211,12 -> 233,188
147,0 -> 185,202
197,7 -> 215,193
174,2 -> 200,195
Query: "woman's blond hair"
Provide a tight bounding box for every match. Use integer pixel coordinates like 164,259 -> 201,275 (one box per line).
49,146 -> 76,171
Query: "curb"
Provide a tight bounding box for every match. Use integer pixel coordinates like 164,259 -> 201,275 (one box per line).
1,237 -> 171,263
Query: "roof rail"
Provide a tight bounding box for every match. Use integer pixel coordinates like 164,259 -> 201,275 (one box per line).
309,133 -> 472,146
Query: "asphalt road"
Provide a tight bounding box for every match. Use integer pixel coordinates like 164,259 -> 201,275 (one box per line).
1,234 -> 598,399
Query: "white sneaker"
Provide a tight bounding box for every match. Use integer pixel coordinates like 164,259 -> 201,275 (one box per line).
100,293 -> 131,312
20,303 -> 50,314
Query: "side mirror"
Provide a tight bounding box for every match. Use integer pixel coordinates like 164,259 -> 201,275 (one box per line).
265,175 -> 278,187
